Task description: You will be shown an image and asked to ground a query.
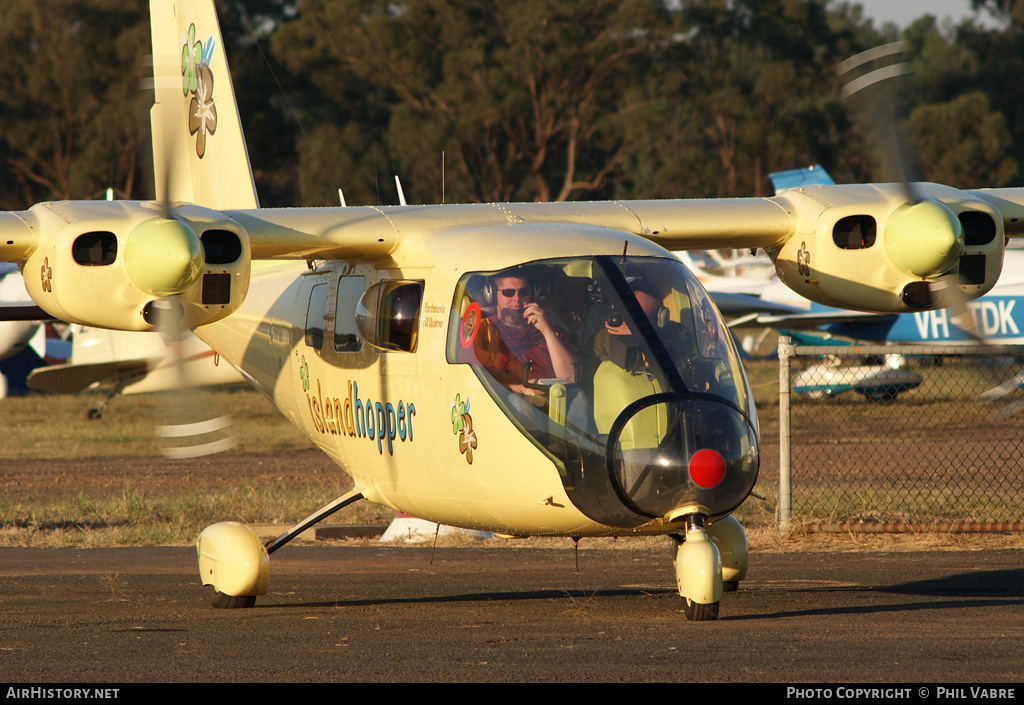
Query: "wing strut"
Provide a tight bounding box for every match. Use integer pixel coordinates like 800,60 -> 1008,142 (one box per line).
264,489 -> 365,555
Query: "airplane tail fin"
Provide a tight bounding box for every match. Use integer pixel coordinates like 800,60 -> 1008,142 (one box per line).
768,165 -> 835,195
149,0 -> 259,209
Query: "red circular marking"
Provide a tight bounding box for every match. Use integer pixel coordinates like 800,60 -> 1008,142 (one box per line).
460,302 -> 482,349
689,449 -> 726,489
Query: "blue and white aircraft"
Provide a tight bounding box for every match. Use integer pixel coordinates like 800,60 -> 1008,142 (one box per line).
698,166 -> 1024,402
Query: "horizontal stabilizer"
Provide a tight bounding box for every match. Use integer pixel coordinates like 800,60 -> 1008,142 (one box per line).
27,359 -> 149,394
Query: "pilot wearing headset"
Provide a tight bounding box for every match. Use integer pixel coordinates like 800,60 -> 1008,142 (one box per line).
474,266 -> 578,394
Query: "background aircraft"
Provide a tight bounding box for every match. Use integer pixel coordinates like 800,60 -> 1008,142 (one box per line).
0,264 -> 70,396
1,264 -> 243,414
2,1 -> 1023,621
685,166 -> 1024,400
27,326 -> 245,419
758,257 -> 1024,402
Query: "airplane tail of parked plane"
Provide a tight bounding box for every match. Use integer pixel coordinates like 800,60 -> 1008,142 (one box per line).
149,0 -> 259,209
768,165 -> 835,195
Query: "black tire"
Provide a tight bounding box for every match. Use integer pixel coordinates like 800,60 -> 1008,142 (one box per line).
87,408 -> 102,420
684,597 -> 720,621
209,588 -> 256,609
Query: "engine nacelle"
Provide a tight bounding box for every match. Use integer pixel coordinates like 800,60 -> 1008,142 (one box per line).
5,200 -> 249,331
771,183 -> 1004,312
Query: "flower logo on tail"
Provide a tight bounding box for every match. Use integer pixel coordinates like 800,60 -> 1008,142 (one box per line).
180,23 -> 217,158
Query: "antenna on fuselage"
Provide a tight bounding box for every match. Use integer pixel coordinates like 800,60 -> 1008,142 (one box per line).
338,189 -> 347,207
395,175 -> 408,206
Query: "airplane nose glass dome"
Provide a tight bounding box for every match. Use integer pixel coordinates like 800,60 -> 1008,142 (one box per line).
606,395 -> 759,519
447,254 -> 760,528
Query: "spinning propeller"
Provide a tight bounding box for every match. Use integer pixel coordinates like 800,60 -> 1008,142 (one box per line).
838,44 -> 1024,419
143,67 -> 235,459
839,42 -> 981,339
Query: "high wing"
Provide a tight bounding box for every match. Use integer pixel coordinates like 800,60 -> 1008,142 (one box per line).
6,172 -> 1024,333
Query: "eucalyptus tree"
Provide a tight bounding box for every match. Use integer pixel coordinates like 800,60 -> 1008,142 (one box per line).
0,0 -> 151,209
272,0 -> 672,205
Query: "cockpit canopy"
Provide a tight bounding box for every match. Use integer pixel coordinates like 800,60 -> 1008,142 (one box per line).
447,255 -> 759,528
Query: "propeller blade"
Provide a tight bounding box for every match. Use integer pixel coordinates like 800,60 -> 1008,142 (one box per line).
144,60 -> 234,459
154,306 -> 236,459
928,274 -> 984,342
839,41 -> 919,202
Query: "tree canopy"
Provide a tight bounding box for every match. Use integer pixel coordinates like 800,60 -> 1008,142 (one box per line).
0,0 -> 1019,210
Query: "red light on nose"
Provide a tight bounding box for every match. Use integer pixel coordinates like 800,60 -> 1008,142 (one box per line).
689,449 -> 726,489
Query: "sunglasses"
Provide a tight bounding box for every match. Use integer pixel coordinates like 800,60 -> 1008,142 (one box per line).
499,287 -> 532,298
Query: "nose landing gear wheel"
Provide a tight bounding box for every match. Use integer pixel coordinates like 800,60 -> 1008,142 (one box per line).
674,513 -> 724,621
209,588 -> 257,609
684,597 -> 720,621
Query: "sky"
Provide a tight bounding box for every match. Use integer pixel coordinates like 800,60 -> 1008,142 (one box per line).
852,0 -> 1000,28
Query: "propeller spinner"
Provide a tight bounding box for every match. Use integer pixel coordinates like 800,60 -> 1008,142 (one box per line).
124,216 -> 204,298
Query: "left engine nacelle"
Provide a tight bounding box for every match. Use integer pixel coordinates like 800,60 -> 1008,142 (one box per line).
2,200 -> 249,331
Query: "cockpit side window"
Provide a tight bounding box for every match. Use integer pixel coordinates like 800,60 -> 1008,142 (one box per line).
305,282 -> 328,350
447,256 -> 750,417
335,276 -> 366,353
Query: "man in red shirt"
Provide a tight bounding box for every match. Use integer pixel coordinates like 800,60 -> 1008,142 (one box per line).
474,268 -> 578,394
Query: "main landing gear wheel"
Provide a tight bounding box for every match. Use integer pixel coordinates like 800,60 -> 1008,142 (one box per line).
684,597 -> 720,622
209,587 -> 256,609
197,494 -> 364,609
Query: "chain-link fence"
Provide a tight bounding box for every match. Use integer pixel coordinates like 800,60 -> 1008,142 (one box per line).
773,337 -> 1024,532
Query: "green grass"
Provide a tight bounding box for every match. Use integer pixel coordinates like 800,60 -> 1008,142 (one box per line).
0,479 -> 396,547
0,386 -> 313,459
0,386 -> 396,546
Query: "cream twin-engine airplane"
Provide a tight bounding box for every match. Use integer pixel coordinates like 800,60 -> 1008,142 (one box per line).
2,0 -> 1023,619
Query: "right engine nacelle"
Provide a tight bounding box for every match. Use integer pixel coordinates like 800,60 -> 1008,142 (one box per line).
4,200 -> 250,331
771,183 -> 1004,313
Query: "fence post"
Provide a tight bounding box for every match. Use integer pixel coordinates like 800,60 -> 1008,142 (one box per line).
778,335 -> 793,534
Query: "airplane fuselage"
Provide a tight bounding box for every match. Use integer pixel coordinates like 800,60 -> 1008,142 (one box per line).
195,226 -> 760,538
